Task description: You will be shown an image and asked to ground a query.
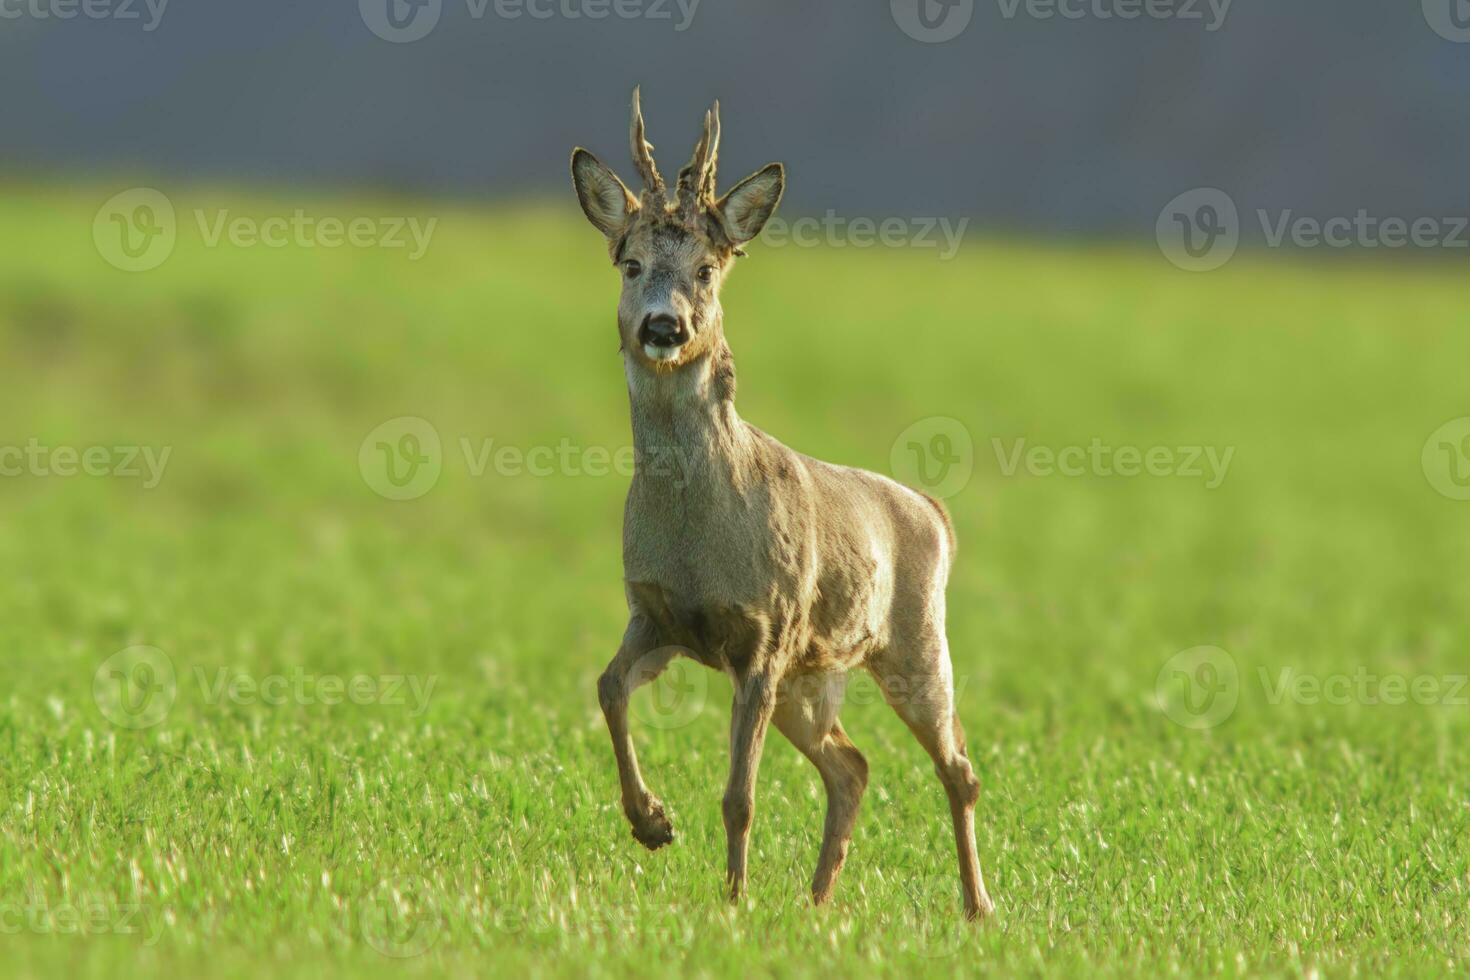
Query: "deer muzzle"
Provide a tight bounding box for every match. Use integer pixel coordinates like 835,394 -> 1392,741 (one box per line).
640,313 -> 689,351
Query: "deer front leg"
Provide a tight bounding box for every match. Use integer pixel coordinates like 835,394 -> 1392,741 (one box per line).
723,669 -> 778,902
598,616 -> 677,850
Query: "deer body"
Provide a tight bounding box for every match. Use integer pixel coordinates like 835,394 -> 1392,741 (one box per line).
624,354 -> 938,678
576,90 -> 995,919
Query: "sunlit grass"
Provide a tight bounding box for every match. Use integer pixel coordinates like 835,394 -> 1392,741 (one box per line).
1,186 -> 1468,977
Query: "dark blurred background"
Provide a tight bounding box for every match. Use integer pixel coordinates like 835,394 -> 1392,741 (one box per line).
5,0 -> 1469,240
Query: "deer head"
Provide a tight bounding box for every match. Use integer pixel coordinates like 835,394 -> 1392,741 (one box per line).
571,88 -> 784,373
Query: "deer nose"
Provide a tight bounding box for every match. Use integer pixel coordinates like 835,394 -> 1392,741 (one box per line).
639,313 -> 688,348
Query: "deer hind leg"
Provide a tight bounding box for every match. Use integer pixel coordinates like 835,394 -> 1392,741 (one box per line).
598,616 -> 677,850
722,667 -> 780,902
772,671 -> 869,907
874,633 -> 996,920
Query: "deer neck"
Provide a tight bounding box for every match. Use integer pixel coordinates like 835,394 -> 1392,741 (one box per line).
625,337 -> 750,489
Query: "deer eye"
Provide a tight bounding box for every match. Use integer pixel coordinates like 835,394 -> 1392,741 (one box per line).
622,260 -> 642,280
696,265 -> 715,284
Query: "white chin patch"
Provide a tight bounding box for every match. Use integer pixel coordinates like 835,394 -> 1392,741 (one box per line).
643,344 -> 683,363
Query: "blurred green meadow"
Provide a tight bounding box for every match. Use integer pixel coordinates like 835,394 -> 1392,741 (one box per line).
2,183 -> 1469,978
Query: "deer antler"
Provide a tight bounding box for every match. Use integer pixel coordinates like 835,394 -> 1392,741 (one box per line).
677,100 -> 720,219
630,87 -> 667,207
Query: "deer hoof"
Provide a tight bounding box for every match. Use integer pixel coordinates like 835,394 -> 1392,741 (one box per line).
630,799 -> 674,850
965,893 -> 997,922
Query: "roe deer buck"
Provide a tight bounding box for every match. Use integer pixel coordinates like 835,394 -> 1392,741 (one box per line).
573,89 -> 995,919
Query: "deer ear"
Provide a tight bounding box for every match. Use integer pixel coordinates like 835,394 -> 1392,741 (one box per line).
713,163 -> 784,245
571,148 -> 637,239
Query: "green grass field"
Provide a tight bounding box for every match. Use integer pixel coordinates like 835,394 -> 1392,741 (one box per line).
2,185 -> 1469,978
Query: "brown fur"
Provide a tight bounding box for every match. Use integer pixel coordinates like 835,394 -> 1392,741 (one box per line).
576,90 -> 995,919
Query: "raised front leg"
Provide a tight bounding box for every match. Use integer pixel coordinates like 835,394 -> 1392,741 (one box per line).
723,669 -> 779,902
598,616 -> 677,849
